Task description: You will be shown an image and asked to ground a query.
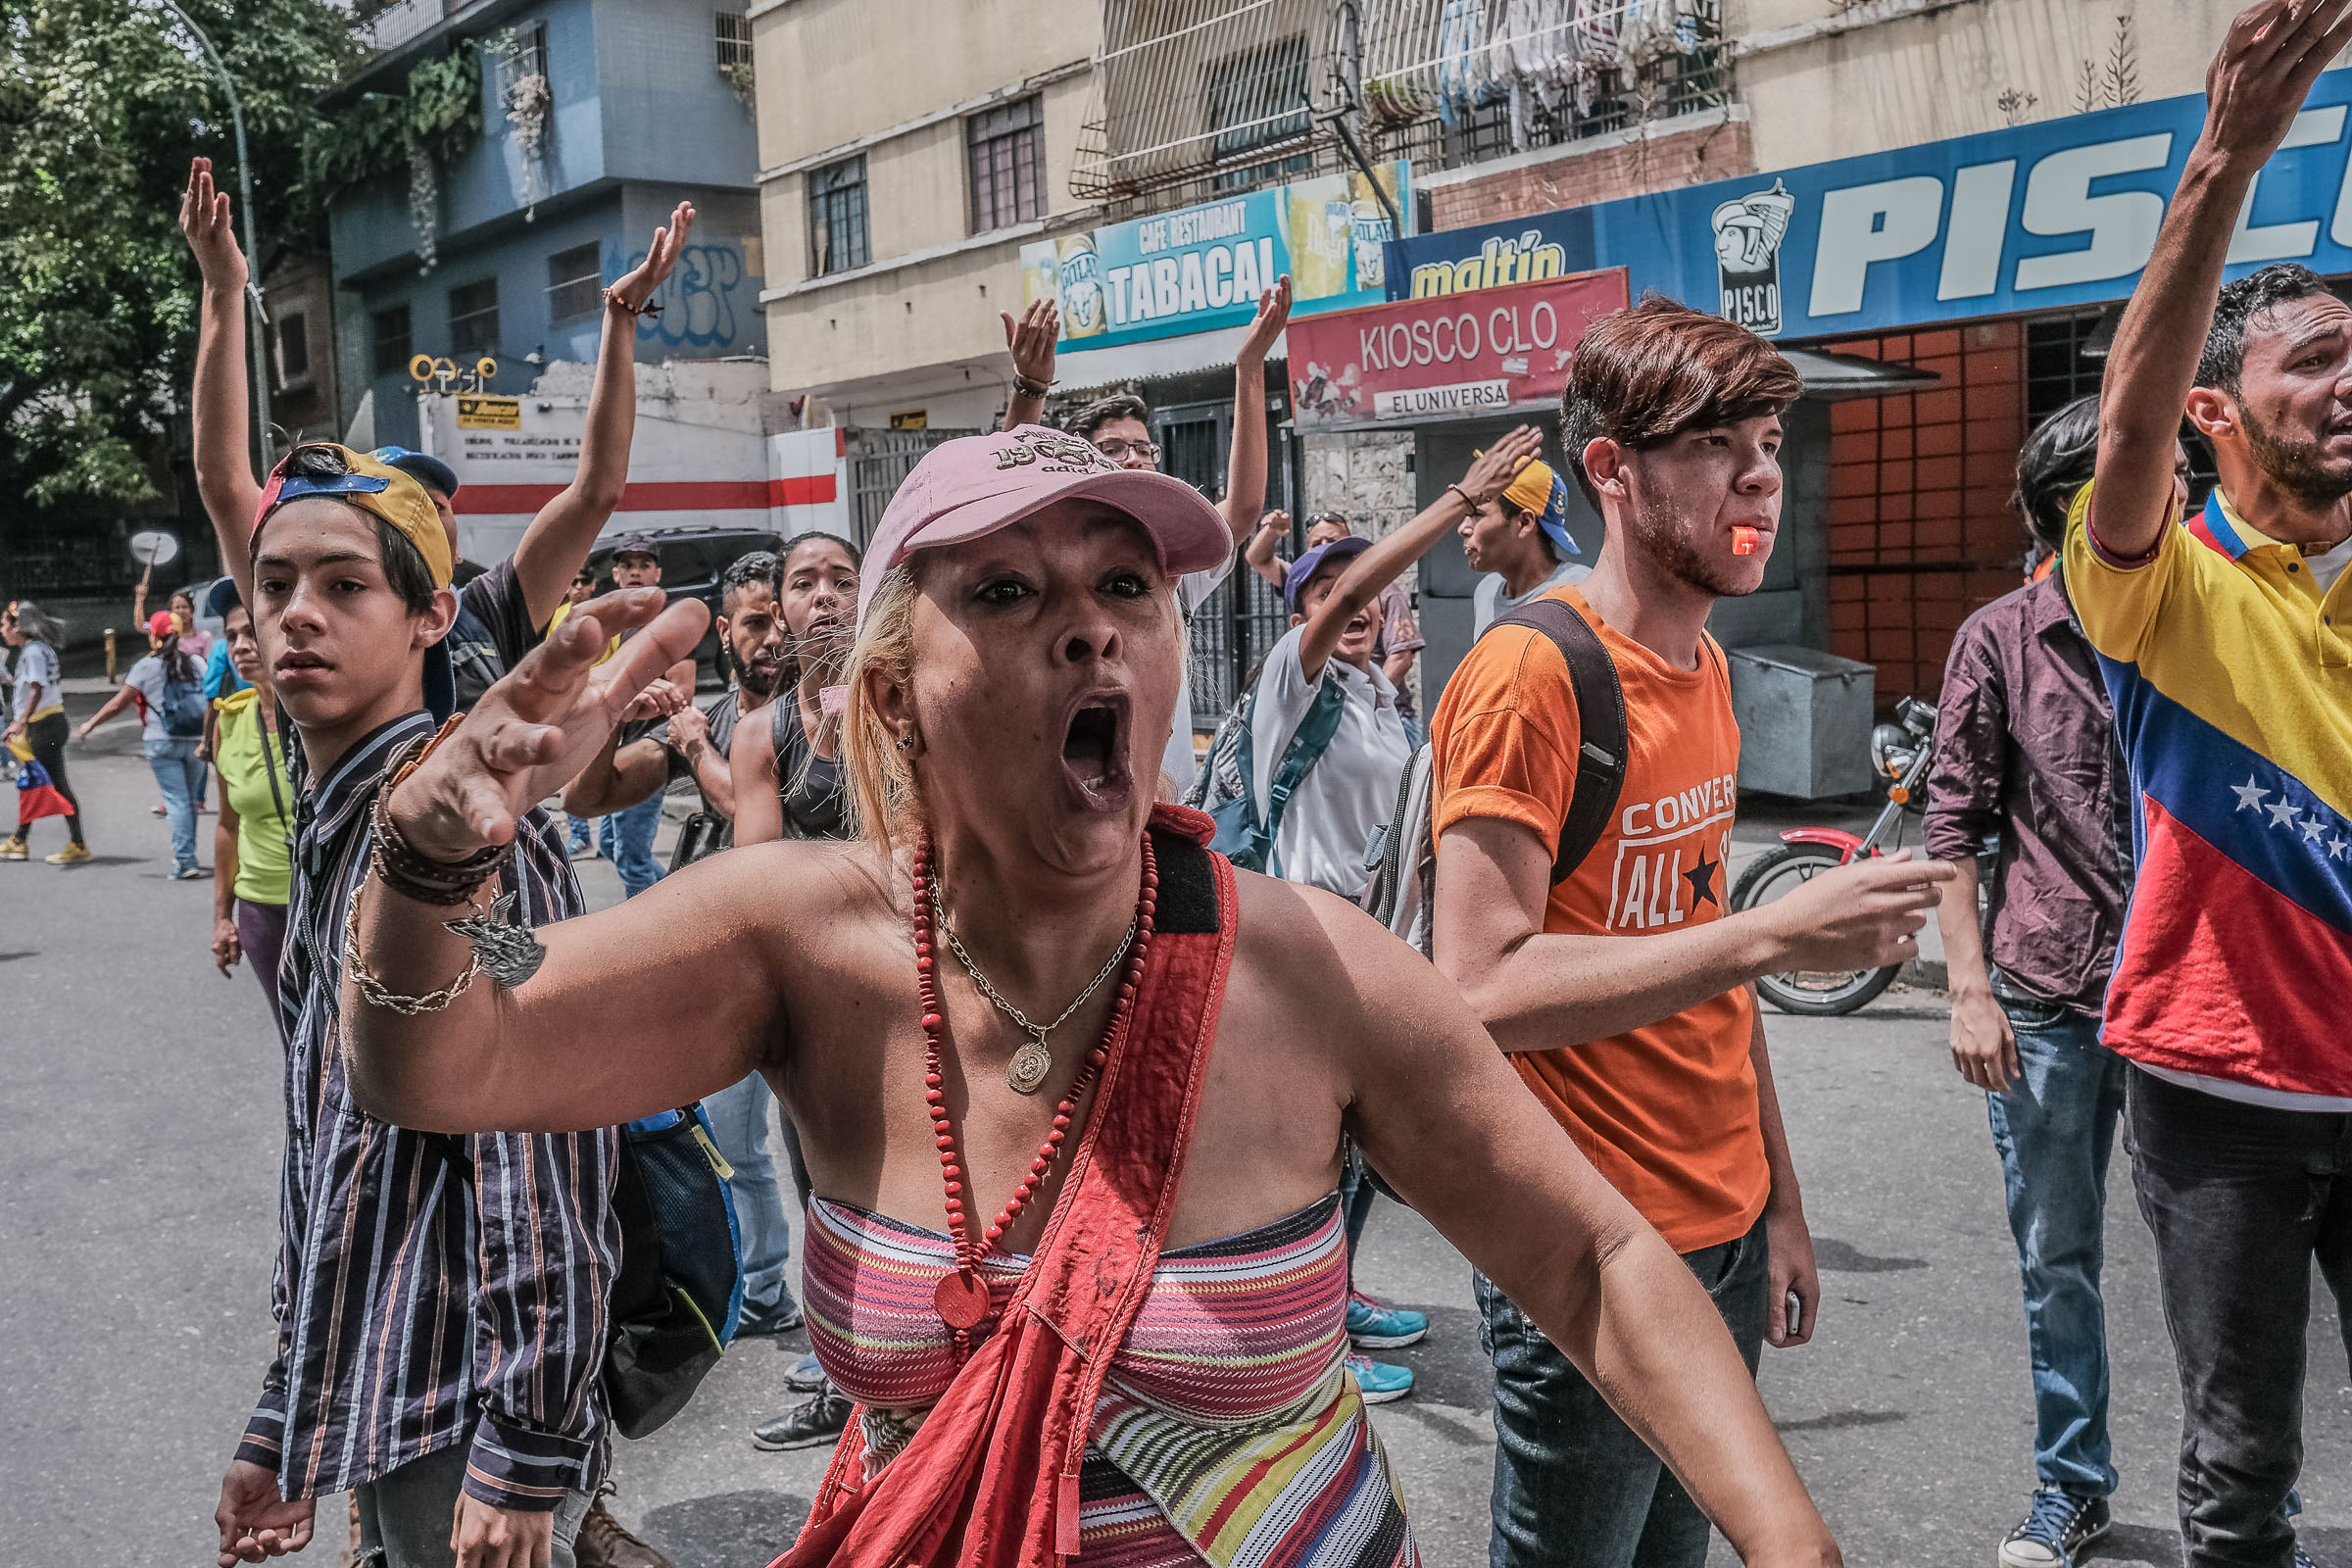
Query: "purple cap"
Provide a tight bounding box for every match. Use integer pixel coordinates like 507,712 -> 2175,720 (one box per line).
857,425 -> 1233,628
1283,535 -> 1372,613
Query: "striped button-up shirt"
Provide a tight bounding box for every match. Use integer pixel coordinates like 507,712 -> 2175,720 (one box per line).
235,710 -> 620,1510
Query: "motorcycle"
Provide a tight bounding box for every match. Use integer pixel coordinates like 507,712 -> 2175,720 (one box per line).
1729,695 -> 1939,1017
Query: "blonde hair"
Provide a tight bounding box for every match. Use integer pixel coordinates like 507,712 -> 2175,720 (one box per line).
841,564 -> 922,851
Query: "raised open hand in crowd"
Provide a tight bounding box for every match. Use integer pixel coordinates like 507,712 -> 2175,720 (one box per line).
607,200 -> 697,313
1456,424 -> 1547,506
1237,272 -> 1294,364
178,158 -> 249,296
1001,297 -> 1058,388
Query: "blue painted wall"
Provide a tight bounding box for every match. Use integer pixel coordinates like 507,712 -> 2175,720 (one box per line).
328,0 -> 763,444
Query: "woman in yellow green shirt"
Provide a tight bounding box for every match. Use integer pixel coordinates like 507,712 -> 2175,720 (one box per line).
208,594 -> 291,1025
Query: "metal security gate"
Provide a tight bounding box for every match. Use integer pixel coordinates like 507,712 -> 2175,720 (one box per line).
847,427 -> 979,548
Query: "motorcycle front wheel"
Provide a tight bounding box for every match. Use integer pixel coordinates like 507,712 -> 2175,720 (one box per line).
1729,843 -> 1902,1016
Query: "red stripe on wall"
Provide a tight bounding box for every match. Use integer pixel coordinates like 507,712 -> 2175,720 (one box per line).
451,475 -> 837,514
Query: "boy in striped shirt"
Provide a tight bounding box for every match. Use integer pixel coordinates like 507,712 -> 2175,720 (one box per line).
2074,4 -> 2352,1562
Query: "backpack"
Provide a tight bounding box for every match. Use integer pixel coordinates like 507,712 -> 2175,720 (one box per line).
1361,597 -> 1629,955
1196,675 -> 1349,876
159,669 -> 208,739
602,1102 -> 746,1439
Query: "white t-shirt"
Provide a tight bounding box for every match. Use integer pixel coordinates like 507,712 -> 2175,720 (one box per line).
124,655 -> 197,743
2303,534 -> 2351,592
1162,553 -> 1236,796
1246,624 -> 1413,900
11,639 -> 60,722
1475,560 -> 1592,634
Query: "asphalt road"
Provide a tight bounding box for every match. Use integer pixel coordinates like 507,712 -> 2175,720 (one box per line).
5,703 -> 2348,1568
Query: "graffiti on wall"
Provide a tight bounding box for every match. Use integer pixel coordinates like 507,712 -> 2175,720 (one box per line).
609,241 -> 756,349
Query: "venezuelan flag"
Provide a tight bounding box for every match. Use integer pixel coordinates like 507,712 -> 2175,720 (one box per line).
13,757 -> 75,823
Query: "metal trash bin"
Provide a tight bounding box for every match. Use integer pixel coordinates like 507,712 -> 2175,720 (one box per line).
1725,645 -> 1876,799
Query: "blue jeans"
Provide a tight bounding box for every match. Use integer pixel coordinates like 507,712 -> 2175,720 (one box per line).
1477,1217 -> 1769,1568
145,737 -> 203,872
1987,997 -> 2127,1498
704,1071 -> 795,1315
600,794 -> 663,898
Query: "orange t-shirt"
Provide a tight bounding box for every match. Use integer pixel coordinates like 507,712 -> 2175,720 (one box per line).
1430,586 -> 1767,1252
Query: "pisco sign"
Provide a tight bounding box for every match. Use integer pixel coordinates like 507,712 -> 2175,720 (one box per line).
1388,70 -> 2352,339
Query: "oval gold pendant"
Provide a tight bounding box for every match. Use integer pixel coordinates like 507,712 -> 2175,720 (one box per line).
1005,1041 -> 1053,1095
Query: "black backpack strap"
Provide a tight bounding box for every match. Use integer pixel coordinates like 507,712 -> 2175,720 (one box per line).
1488,597 -> 1627,884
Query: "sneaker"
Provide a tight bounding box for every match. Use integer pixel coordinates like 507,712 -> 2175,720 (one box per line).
0,840 -> 26,861
1999,1488 -> 2110,1568
2293,1547 -> 2316,1568
784,1350 -> 828,1394
1346,1290 -> 1429,1349
734,1294 -> 805,1337
1344,1351 -> 1414,1405
151,803 -> 168,816
170,864 -> 208,880
46,843 -> 91,865
753,1390 -> 853,1450
575,1484 -> 677,1568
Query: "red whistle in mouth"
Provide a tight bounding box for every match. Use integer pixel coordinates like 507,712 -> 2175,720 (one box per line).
1732,526 -> 1760,556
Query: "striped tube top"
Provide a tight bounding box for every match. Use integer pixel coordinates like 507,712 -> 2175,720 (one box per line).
803,1192 -> 1418,1568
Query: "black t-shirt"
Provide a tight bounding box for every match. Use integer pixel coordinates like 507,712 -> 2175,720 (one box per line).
446,559 -> 542,713
771,694 -> 849,841
657,689 -> 743,811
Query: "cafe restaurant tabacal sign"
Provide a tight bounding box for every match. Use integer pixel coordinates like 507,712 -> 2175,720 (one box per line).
1020,161 -> 1412,352
1385,69 -> 2352,340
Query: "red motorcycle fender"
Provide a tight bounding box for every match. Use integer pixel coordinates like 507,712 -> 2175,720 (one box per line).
1776,828 -> 1870,861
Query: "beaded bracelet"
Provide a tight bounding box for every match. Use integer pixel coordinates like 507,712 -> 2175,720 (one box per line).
369,720 -> 513,907
1012,373 -> 1052,399
603,286 -> 663,319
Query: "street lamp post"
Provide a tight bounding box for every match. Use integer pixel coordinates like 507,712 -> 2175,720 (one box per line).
153,0 -> 273,472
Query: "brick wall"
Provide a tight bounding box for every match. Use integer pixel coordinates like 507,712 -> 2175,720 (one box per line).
1423,116 -> 1754,233
1822,320 -> 2031,707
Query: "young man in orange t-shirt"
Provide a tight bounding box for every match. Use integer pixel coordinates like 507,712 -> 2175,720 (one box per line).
1429,298 -> 1954,1568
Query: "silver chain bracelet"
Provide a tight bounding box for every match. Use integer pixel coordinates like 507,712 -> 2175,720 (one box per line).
342,872 -> 483,1015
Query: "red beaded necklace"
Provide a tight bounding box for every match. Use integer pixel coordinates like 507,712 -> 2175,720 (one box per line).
911,830 -> 1159,1361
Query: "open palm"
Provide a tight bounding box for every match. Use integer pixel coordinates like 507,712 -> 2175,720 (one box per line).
178,157 -> 248,292
389,589 -> 710,860
609,201 -> 697,313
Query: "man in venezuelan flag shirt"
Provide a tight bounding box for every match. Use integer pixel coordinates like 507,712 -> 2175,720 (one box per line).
2070,7 -> 2352,1563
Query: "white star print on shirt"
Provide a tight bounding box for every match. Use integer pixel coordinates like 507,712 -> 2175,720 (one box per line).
2232,775 -> 2271,812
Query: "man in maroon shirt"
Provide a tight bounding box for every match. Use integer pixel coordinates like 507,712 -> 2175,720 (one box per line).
1924,392 -> 2155,1568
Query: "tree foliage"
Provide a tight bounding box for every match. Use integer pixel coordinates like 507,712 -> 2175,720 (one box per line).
299,37 -> 480,211
0,0 -> 361,514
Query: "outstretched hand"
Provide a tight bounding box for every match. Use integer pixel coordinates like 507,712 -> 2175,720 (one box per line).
2200,0 -> 2352,166
1003,299 -> 1060,388
1238,274 -> 1294,364
608,202 -> 696,313
179,158 -> 249,293
1457,425 -> 1545,508
385,588 -> 710,861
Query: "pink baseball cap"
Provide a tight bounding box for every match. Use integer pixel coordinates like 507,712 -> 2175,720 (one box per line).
856,424 -> 1233,628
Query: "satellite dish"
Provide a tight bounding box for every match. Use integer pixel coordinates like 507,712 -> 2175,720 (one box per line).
128,530 -> 180,568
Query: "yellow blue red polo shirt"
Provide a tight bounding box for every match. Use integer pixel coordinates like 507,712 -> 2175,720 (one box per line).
2064,484 -> 2352,1096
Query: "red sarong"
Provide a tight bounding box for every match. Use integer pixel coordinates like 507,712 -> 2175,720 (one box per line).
771,806 -> 1235,1568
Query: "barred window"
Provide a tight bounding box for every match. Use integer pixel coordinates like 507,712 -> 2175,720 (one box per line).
448,277 -> 500,355
495,19 -> 548,106
967,95 -> 1044,233
1205,34 -> 1310,193
808,155 -> 869,276
546,241 -> 603,320
371,305 -> 412,378
715,10 -> 753,69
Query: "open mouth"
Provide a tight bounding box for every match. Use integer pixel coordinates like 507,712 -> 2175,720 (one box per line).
274,650 -> 331,681
1060,694 -> 1133,810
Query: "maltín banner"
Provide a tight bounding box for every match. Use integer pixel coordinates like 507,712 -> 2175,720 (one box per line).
1385,70 -> 2352,340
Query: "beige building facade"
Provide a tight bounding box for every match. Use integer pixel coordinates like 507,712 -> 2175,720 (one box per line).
751,0 -> 1099,440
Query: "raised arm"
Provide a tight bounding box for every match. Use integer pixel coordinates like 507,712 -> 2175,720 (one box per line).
1299,427 -> 1542,683
1217,276 -> 1292,548
340,589 -> 794,1133
2089,0 -> 2352,560
1000,299 -> 1058,432
1242,510 -> 1291,589
178,159 -> 265,602
1433,814 -> 1950,1050
506,205 -> 696,627
1283,886 -> 1841,1567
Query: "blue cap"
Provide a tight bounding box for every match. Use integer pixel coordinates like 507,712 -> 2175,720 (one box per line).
1283,535 -> 1373,614
370,445 -> 460,499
